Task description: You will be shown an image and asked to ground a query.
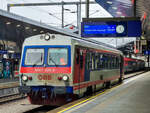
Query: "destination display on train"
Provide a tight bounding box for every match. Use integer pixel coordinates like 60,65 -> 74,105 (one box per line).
81,20 -> 141,37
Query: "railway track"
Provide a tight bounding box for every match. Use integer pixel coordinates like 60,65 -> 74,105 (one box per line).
0,93 -> 26,104
0,86 -> 26,104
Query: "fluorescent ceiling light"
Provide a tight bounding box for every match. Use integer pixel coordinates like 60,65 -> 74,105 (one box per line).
25,27 -> 30,30
112,7 -> 117,10
116,11 -> 122,15
40,30 -> 44,33
16,24 -> 21,27
6,22 -> 11,25
106,1 -> 113,4
33,29 -> 37,31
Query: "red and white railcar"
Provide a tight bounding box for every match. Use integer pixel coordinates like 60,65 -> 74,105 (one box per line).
19,34 -> 124,105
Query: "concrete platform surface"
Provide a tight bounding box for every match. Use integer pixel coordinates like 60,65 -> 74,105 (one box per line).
0,78 -> 19,89
60,71 -> 150,113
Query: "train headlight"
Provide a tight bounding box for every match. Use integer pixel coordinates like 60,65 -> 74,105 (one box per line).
22,75 -> 28,81
44,34 -> 50,41
62,75 -> 69,81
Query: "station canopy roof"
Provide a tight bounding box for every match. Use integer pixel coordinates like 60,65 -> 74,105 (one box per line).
0,9 -> 78,48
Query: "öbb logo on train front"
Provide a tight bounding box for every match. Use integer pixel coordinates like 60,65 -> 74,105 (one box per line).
38,75 -> 51,80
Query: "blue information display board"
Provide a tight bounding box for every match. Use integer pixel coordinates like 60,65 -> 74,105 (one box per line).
84,25 -> 116,34
144,50 -> 150,55
81,19 -> 141,37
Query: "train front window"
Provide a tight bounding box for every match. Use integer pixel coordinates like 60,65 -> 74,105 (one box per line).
25,48 -> 44,65
48,48 -> 68,66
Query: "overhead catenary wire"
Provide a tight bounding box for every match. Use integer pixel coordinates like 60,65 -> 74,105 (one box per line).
6,0 -> 72,26
6,0 -> 102,27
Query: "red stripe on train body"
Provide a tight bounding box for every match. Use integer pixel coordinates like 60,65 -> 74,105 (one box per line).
20,67 -> 71,73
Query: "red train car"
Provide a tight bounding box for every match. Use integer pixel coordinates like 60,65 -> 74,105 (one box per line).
124,57 -> 145,73
19,34 -> 124,105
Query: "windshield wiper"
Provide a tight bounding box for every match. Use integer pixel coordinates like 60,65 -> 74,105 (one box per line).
33,53 -> 43,67
49,57 -> 58,67
33,59 -> 41,67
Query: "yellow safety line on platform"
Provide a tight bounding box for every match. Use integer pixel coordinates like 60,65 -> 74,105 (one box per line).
58,84 -> 121,113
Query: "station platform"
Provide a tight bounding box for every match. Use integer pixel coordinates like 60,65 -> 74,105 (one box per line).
0,78 -> 19,89
57,71 -> 150,113
0,78 -> 19,98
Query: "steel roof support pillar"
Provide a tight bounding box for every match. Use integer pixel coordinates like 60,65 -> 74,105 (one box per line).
62,1 -> 64,28
134,0 -> 137,17
7,5 -> 10,12
85,0 -> 89,18
78,0 -> 82,36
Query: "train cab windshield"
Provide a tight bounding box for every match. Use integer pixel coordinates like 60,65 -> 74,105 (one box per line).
23,46 -> 70,67
25,48 -> 44,65
48,48 -> 68,66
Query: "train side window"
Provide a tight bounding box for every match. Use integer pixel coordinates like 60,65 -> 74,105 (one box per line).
104,55 -> 108,69
115,57 -> 118,68
76,49 -> 80,64
103,54 -> 107,69
116,57 -> 118,68
92,53 -> 95,70
113,56 -> 116,68
101,54 -> 105,69
87,53 -> 92,70
117,57 -> 120,68
102,54 -> 105,68
86,53 -> 89,69
100,54 -> 104,68
106,55 -> 109,69
110,55 -> 113,69
112,56 -> 114,69
115,57 -> 117,68
80,51 -> 83,68
116,57 -> 119,68
110,55 -> 112,69
118,57 -> 121,68
95,53 -> 99,69
97,54 -> 101,69
108,55 -> 111,69
86,53 -> 92,70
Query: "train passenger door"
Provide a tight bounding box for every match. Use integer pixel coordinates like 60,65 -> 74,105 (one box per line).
73,48 -> 86,84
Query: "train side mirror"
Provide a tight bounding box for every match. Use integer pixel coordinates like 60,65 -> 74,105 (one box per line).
76,49 -> 80,64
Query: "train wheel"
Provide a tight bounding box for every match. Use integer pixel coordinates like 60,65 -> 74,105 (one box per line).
105,81 -> 111,89
84,86 -> 93,96
118,77 -> 123,83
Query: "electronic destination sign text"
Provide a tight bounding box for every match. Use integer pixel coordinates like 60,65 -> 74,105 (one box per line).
81,20 -> 141,37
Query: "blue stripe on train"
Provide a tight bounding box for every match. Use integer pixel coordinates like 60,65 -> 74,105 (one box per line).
31,86 -> 73,94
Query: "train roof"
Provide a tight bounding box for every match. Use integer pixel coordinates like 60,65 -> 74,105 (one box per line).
23,33 -> 123,55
